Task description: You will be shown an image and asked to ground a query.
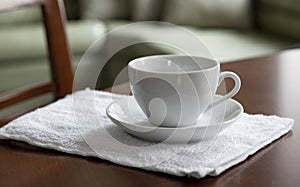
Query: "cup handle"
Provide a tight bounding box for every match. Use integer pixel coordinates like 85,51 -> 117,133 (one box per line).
208,71 -> 241,108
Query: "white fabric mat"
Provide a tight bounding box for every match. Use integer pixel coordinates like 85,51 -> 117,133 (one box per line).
0,89 -> 294,178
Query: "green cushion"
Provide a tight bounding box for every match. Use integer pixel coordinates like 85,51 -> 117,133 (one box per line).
0,20 -> 106,61
0,6 -> 41,26
81,0 -> 130,20
131,0 -> 163,21
162,0 -> 253,29
187,27 -> 295,62
0,54 -> 84,92
104,20 -> 295,62
0,57 -> 51,93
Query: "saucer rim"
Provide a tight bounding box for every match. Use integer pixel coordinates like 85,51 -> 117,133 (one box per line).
106,95 -> 244,130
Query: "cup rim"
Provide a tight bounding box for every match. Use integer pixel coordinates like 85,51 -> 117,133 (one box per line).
128,55 -> 220,75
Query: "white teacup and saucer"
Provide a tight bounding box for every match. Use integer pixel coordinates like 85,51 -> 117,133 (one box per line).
106,55 -> 243,143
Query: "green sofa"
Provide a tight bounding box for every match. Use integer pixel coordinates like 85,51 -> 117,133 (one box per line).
0,0 -> 299,116
83,0 -> 299,88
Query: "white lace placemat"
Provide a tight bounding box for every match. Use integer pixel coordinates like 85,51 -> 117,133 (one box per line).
0,89 -> 294,178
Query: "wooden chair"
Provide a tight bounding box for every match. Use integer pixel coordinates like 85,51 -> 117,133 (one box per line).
0,0 -> 74,126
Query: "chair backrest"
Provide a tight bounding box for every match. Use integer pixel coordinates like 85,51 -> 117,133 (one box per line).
0,0 -> 74,126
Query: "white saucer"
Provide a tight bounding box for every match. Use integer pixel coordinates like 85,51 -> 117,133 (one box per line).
106,95 -> 243,143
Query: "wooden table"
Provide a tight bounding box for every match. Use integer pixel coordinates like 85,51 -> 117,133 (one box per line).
1,49 -> 300,187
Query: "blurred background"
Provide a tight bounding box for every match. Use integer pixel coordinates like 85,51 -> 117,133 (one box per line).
0,0 -> 299,117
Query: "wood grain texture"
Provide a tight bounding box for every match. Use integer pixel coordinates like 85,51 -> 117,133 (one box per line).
0,49 -> 300,186
42,0 -> 74,97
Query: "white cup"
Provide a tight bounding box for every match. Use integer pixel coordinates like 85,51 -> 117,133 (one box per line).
128,55 -> 241,127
